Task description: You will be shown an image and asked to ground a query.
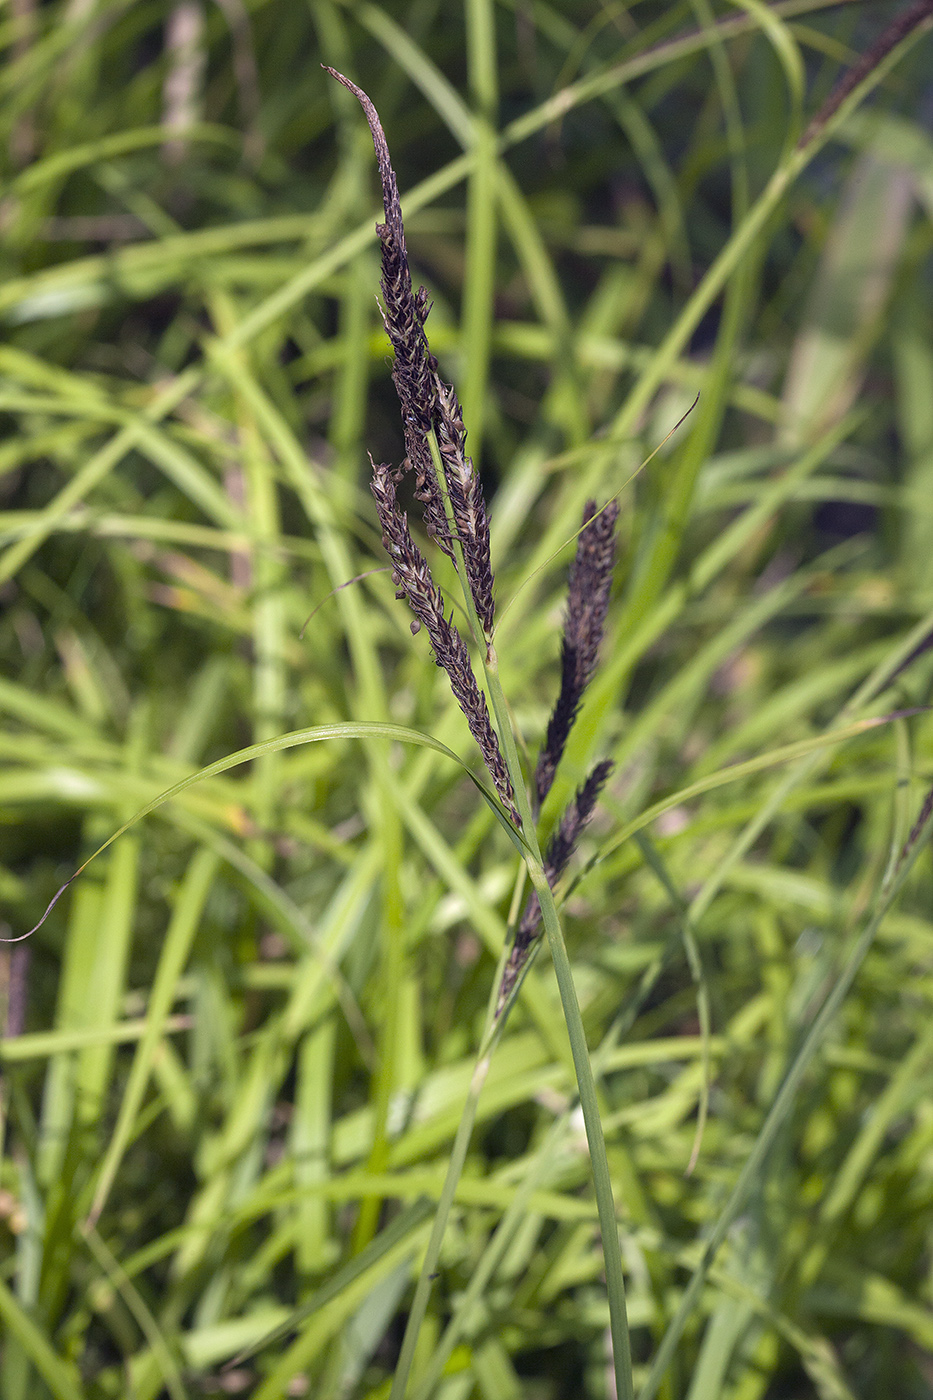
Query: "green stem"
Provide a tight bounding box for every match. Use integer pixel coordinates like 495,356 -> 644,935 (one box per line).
480,643 -> 634,1400
416,429 -> 635,1397
413,944 -> 664,1400
534,864 -> 635,1400
388,1050 -> 495,1400
388,901 -> 533,1388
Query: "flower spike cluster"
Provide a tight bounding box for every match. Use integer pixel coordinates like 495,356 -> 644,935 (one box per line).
496,500 -> 619,1012
325,68 -> 495,637
534,500 -> 620,813
370,459 -> 520,826
326,71 -> 619,1006
326,68 -> 513,819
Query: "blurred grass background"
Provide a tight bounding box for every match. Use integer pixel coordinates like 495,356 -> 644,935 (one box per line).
2,1 -> 933,1396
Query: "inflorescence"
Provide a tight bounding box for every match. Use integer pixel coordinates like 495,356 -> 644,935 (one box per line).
326,68 -> 619,1014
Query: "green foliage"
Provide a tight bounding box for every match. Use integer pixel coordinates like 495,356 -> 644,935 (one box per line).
2,2 -> 933,1397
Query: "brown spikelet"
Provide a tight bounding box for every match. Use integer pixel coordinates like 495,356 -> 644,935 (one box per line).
324,71 -> 434,429
433,378 -> 495,637
326,69 -> 514,818
370,461 -> 520,826
324,68 -> 449,544
496,759 -> 614,1014
534,500 -> 619,810
325,66 -> 497,638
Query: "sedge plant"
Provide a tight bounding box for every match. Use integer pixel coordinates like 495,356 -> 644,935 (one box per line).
4,4 -> 933,1399
326,66 -> 633,1397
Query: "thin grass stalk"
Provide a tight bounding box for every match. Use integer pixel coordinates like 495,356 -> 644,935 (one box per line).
394,832 -> 635,1400
637,794 -> 933,1400
387,964 -> 523,1400
411,943 -> 673,1400
386,1057 -> 493,1400
442,472 -> 636,1396
407,513 -> 630,1388
533,867 -> 635,1400
415,427 -> 636,1398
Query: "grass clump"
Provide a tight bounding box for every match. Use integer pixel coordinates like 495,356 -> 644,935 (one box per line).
2,3 -> 933,1398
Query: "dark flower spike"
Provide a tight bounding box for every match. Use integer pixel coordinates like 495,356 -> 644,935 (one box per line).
370,459 -> 520,827
433,376 -> 495,639
324,67 -> 451,553
534,499 -> 620,810
324,69 -> 516,825
323,68 -> 436,432
497,759 -> 615,1014
325,67 -> 496,641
